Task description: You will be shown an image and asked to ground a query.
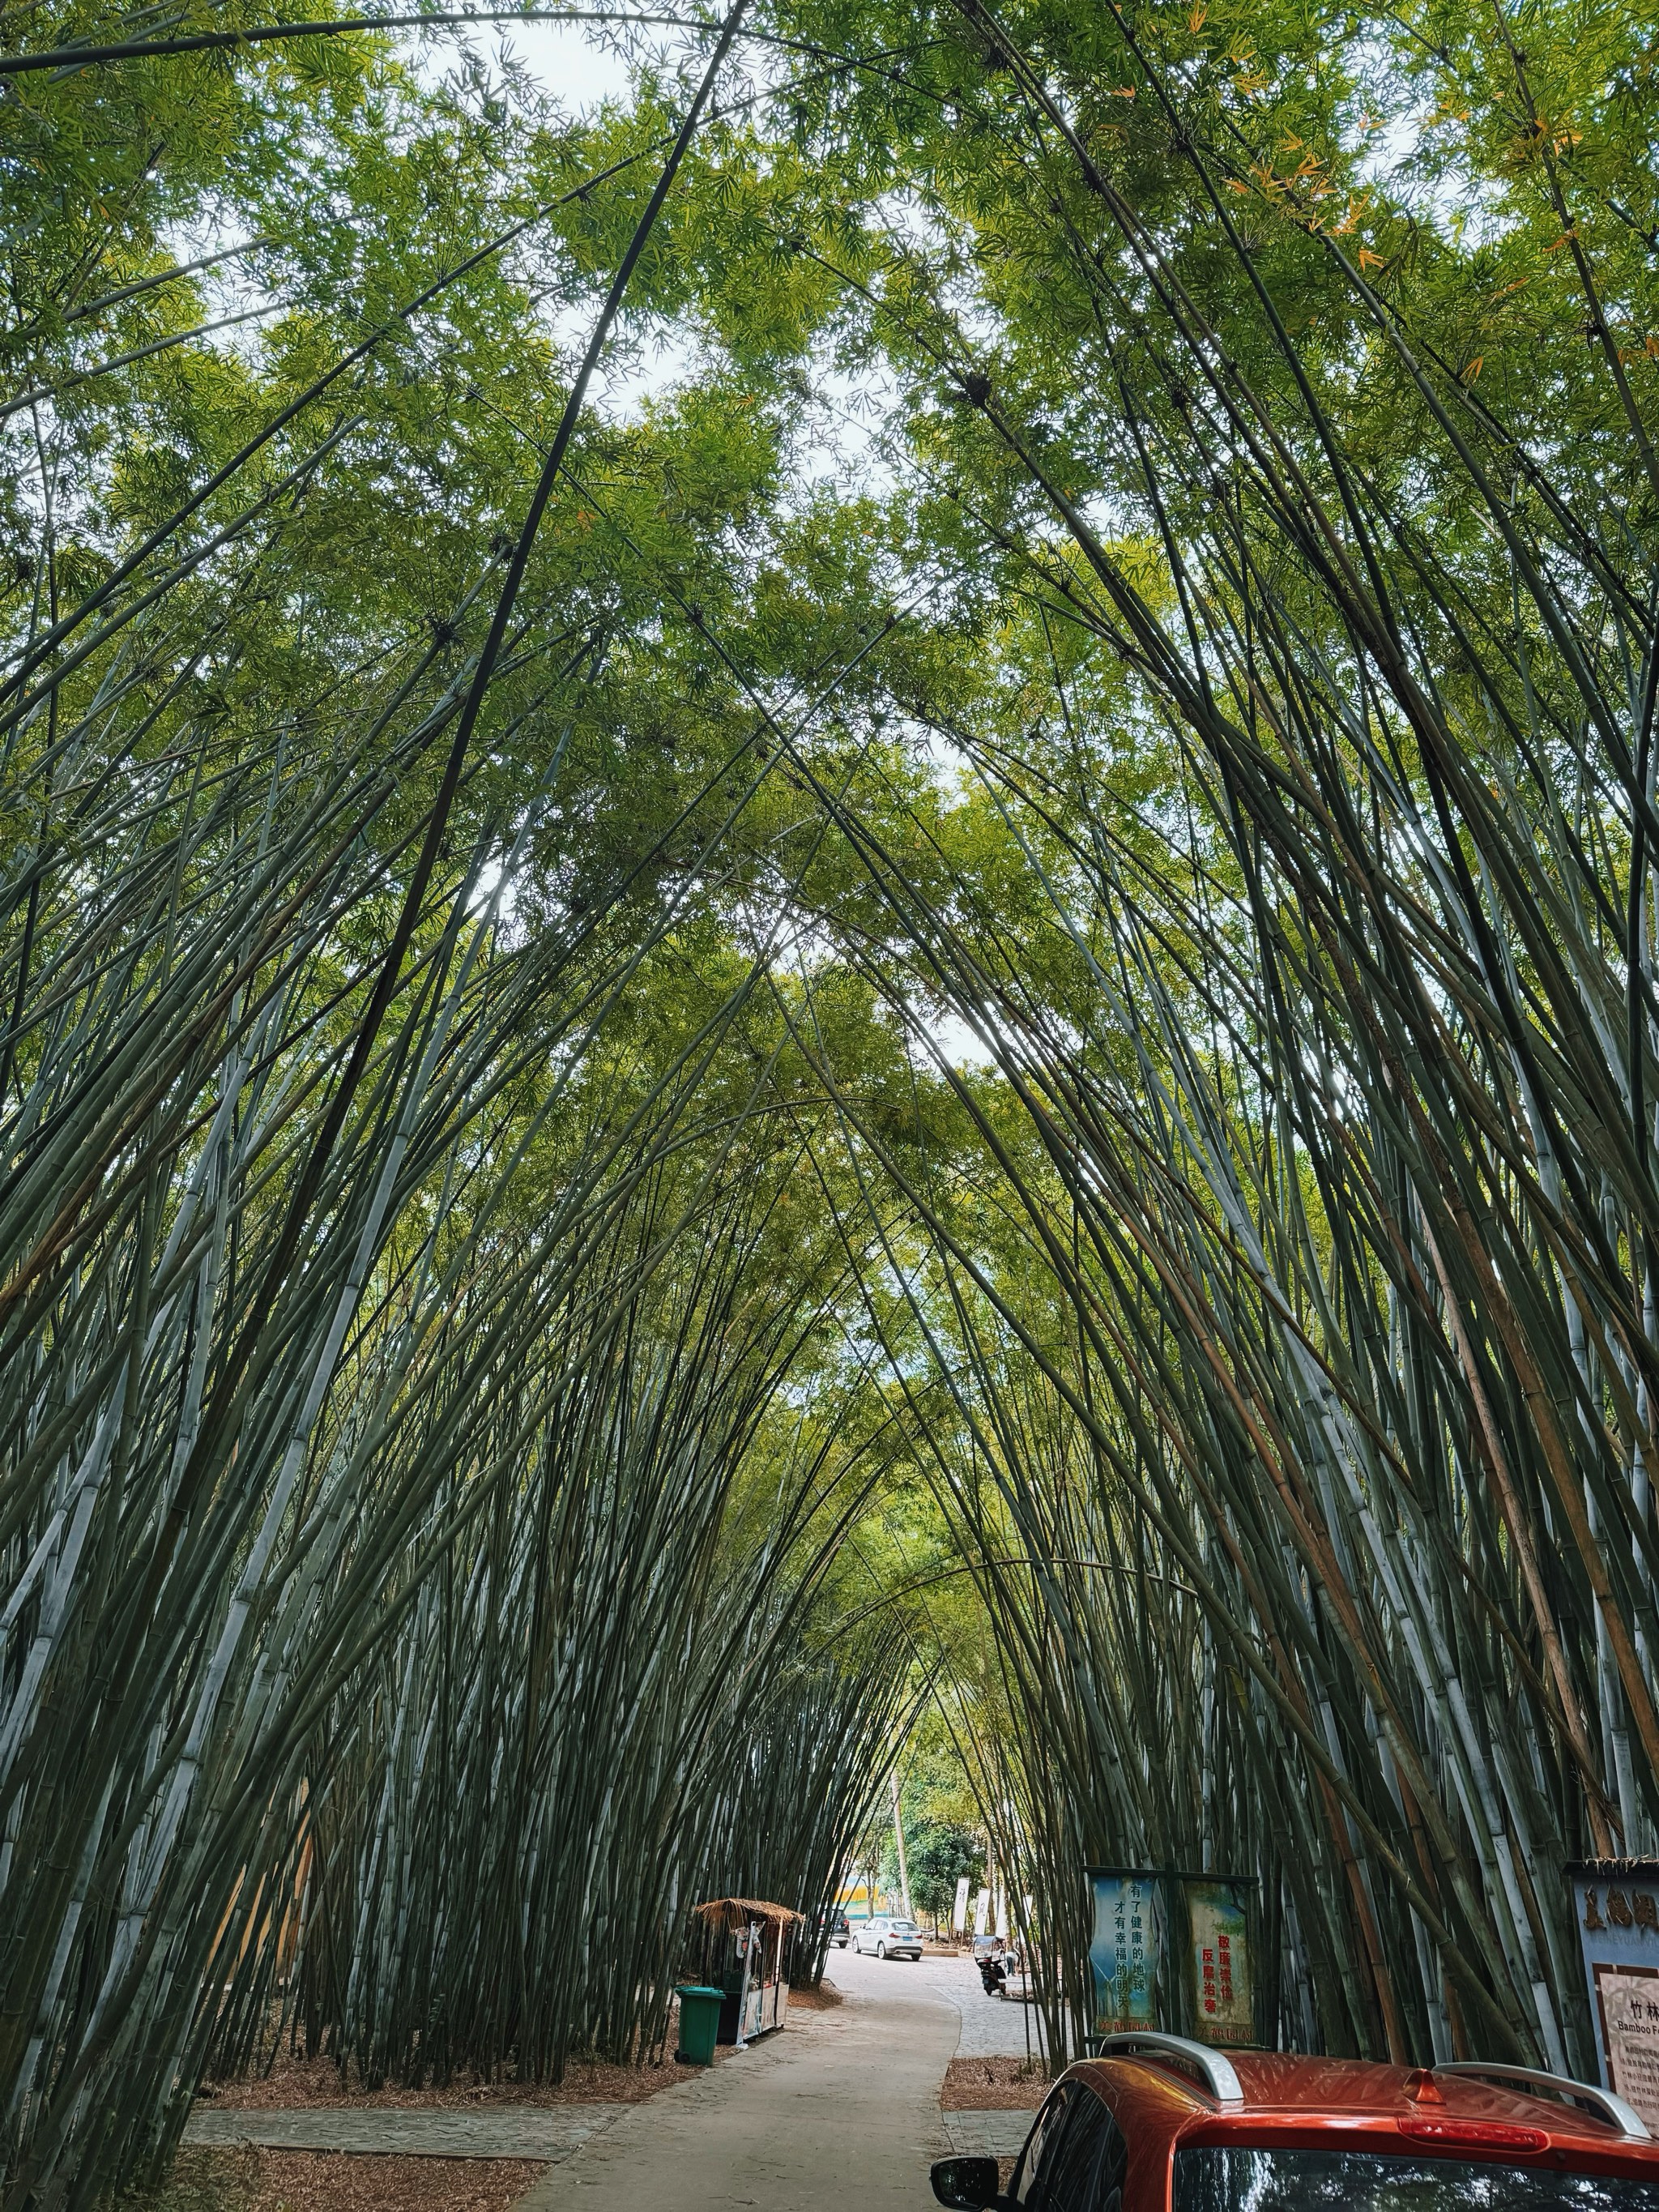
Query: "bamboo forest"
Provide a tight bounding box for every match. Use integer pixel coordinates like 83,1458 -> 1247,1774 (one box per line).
2,0 -> 1658,2201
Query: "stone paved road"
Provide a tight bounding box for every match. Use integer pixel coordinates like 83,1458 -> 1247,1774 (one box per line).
183,2103 -> 627,2160
941,2112 -> 1038,2159
910,1949 -> 1051,2065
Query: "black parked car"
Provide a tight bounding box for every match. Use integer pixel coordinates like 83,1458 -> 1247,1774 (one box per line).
824,1908 -> 851,1948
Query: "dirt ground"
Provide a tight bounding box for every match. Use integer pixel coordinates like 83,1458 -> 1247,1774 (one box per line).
784,1980 -> 844,2012
940,2055 -> 1049,2109
157,2143 -> 546,2212
207,1983 -> 846,2114
203,2048 -> 709,2112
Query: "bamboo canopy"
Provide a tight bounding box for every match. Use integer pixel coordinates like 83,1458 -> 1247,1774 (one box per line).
10,0 -> 1659,2197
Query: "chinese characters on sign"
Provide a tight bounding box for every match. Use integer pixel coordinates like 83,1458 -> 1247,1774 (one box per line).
1185,1877 -> 1254,2047
1086,1868 -> 1258,2044
1594,1966 -> 1659,2126
1087,1869 -> 1162,2035
1586,1884 -> 1659,1934
1570,1862 -> 1659,2132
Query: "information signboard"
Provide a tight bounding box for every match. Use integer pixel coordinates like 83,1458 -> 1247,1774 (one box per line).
1184,1874 -> 1255,2046
1085,1866 -> 1259,2046
1569,1860 -> 1659,2130
1087,1868 -> 1163,2035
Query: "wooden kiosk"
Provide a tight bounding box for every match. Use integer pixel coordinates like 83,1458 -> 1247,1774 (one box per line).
691,1897 -> 802,2047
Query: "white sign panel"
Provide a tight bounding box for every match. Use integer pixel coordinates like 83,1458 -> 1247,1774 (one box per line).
1596,1963 -> 1659,2131
1572,1860 -> 1659,2123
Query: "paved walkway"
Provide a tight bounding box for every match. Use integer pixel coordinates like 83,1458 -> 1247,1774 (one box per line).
184,2103 -> 626,2159
911,1949 -> 1050,2065
940,2113 -> 1036,2158
518,1945 -> 960,2212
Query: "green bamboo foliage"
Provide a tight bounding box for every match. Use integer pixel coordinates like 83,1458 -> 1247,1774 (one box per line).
712,1644 -> 926,1986
223,1209 -> 914,2093
0,11 -> 927,2201
758,0 -> 1659,2077
0,804 -> 834,2208
14,0 -> 1659,2192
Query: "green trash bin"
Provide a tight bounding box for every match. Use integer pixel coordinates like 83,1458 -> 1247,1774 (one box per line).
674,1984 -> 723,2066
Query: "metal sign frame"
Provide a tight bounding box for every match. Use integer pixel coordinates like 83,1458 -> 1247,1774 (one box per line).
1085,1865 -> 1261,2048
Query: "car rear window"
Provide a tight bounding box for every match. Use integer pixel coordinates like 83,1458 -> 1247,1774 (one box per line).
1015,2084 -> 1126,2212
1175,2146 -> 1659,2210
890,1921 -> 918,1932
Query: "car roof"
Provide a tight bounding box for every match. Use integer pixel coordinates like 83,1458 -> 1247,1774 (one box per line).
1073,2050 -> 1659,2161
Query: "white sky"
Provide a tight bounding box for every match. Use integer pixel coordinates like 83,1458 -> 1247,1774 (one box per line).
406,15 -> 637,110
930,1011 -> 996,1071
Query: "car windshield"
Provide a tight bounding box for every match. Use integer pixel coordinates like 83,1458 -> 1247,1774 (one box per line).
1175,2147 -> 1659,2211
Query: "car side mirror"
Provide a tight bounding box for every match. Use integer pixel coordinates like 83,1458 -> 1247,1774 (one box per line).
932,2157 -> 1000,2210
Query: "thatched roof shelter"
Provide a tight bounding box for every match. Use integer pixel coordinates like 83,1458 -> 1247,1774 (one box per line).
693,1897 -> 804,1932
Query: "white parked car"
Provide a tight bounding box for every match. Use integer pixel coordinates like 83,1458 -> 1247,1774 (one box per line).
852,1915 -> 923,1960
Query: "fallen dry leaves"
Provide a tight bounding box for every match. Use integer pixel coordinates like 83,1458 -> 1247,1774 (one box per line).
940,2056 -> 1048,2110
253,2150 -> 546,2212
152,2147 -> 544,2212
784,1979 -> 844,2012
206,2048 -> 706,2111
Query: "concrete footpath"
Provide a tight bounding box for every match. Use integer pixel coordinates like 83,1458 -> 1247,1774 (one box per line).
518,1949 -> 960,2212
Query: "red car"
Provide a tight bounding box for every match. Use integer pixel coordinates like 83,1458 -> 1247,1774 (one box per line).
932,2031 -> 1659,2212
